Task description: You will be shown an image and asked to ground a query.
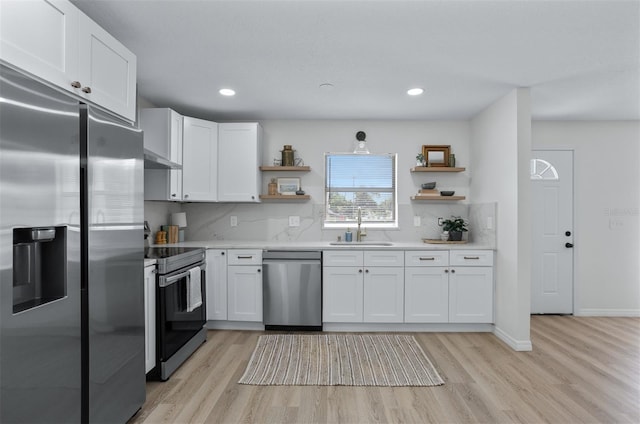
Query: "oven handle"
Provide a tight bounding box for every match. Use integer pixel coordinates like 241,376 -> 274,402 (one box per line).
159,270 -> 191,288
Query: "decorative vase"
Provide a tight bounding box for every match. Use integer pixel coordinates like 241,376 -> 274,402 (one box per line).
449,230 -> 463,241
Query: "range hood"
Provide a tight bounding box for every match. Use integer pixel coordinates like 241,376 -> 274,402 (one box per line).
144,148 -> 182,169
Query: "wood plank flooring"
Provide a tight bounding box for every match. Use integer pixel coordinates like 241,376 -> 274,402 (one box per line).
129,316 -> 640,423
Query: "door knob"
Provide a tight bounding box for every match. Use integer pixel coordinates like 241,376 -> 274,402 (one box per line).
82,86 -> 92,94
565,231 -> 572,236
565,242 -> 574,248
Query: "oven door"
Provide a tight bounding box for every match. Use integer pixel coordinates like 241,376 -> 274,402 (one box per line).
157,262 -> 206,362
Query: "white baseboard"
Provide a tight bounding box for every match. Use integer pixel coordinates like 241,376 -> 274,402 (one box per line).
493,326 -> 532,351
574,309 -> 640,317
323,323 -> 494,333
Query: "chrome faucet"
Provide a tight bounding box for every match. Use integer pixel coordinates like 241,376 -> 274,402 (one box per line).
356,207 -> 367,242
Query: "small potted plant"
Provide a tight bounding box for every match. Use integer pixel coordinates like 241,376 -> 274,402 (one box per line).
416,153 -> 425,166
440,216 -> 468,241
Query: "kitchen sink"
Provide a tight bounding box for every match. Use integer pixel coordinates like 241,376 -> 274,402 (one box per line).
329,241 -> 394,246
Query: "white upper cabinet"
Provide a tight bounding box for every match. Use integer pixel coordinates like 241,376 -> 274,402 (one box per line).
142,109 -> 183,201
217,123 -> 262,202
182,117 -> 218,202
0,0 -> 78,89
0,0 -> 137,122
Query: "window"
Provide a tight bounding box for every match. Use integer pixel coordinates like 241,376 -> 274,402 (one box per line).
324,153 -> 397,228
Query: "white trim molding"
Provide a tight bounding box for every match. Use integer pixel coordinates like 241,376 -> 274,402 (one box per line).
574,309 -> 640,317
493,326 -> 533,351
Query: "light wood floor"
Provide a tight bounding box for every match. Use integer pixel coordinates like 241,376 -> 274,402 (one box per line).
130,316 -> 640,423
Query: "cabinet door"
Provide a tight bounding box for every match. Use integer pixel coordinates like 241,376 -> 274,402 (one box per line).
206,249 -> 227,321
77,11 -> 137,121
0,0 -> 78,93
322,266 -> 363,322
227,266 -> 263,322
182,117 -> 218,201
142,109 -> 183,201
217,123 -> 262,202
143,265 -> 156,373
363,267 -> 404,323
404,267 -> 449,323
449,267 -> 494,323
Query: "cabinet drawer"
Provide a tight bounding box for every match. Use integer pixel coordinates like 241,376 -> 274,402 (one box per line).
404,251 -> 449,267
450,250 -> 493,267
364,250 -> 404,267
227,249 -> 262,265
323,250 -> 364,267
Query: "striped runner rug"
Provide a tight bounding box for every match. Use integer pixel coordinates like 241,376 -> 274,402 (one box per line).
238,334 -> 444,386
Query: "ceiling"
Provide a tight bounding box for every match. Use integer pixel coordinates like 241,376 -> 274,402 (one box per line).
73,0 -> 639,121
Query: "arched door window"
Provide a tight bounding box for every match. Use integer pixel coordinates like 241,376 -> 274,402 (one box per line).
530,158 -> 559,180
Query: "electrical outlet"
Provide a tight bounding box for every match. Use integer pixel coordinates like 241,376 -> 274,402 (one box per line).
487,216 -> 493,230
289,216 -> 300,227
230,216 -> 238,227
413,216 -> 421,227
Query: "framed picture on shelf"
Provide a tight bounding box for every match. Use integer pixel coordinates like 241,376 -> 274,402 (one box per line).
277,177 -> 300,195
422,145 -> 451,167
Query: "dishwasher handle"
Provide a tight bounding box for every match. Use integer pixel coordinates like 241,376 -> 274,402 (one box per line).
262,250 -> 322,261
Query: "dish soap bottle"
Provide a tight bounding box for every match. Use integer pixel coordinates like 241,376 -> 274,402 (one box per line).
345,228 -> 353,242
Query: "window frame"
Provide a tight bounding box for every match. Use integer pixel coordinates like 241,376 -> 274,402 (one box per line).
323,152 -> 398,229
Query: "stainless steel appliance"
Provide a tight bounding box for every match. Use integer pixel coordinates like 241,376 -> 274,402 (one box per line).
0,64 -> 145,423
144,247 -> 206,381
263,251 -> 322,331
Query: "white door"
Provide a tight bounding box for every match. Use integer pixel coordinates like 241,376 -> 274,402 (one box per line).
531,150 -> 574,314
227,265 -> 262,322
322,267 -> 363,322
217,123 -> 261,202
206,249 -> 228,321
77,12 -> 137,121
363,267 -> 404,323
404,267 -> 449,323
182,117 -> 218,201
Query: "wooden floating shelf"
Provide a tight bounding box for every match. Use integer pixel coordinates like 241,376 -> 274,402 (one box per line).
410,195 -> 466,201
259,166 -> 311,172
410,167 -> 466,172
259,194 -> 311,200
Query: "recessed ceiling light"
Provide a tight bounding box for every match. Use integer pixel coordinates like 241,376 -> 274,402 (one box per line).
319,83 -> 334,90
219,88 -> 236,96
407,88 -> 424,96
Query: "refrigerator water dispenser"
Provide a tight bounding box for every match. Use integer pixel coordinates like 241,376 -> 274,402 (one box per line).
12,226 -> 66,313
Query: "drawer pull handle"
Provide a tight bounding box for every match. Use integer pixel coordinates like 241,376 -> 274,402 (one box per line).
237,255 -> 253,259
419,257 -> 435,261
463,256 -> 480,260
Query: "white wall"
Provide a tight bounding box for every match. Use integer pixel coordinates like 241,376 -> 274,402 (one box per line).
181,120 -> 493,243
471,88 -> 532,351
532,121 -> 640,316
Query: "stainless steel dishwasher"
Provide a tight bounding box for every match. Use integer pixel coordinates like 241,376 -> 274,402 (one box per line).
263,250 -> 322,331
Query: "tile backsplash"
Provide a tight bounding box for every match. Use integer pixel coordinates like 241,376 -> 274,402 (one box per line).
153,201 -> 497,247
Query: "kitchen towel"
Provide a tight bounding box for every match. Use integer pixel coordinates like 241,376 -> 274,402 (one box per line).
187,266 -> 202,312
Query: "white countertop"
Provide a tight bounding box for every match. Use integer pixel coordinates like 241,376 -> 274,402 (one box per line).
144,258 -> 157,267
151,240 -> 495,251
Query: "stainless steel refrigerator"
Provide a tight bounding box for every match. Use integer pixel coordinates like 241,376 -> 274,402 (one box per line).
0,64 -> 145,423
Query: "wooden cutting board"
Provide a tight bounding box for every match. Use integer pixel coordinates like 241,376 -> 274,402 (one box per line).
422,239 -> 468,244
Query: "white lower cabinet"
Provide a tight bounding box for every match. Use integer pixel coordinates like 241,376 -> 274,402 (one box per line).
143,264 -> 156,374
227,250 -> 263,322
448,266 -> 494,323
363,251 -> 404,323
323,266 -> 364,322
205,249 -> 228,320
323,249 -> 494,325
323,250 -> 404,323
404,267 -> 449,323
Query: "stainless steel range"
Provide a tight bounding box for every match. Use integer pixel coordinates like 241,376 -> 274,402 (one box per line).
145,247 -> 206,381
